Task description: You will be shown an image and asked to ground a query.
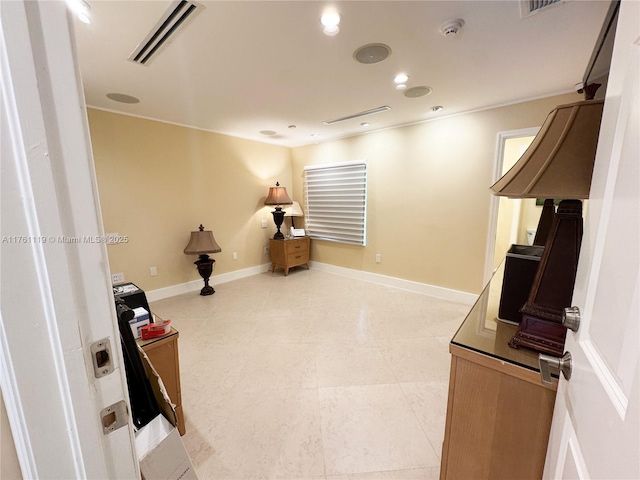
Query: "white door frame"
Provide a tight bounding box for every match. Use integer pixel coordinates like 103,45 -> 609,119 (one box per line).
1,1 -> 138,478
484,127 -> 540,283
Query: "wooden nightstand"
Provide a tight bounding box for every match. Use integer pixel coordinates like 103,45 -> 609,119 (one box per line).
269,237 -> 310,275
440,261 -> 557,479
137,327 -> 185,435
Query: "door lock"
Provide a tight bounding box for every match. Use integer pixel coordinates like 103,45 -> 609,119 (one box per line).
538,351 -> 572,386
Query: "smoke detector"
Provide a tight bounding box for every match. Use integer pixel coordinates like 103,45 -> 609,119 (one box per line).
440,19 -> 465,37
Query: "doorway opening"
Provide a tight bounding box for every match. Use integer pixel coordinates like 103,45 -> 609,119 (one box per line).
484,128 -> 540,283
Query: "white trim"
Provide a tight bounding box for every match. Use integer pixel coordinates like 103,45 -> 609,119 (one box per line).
484,127 -> 540,283
0,318 -> 36,480
310,261 -> 478,305
146,263 -> 271,301
581,338 -> 629,419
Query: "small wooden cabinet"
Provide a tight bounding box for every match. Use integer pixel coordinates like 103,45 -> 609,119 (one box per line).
269,237 -> 310,275
137,328 -> 185,435
440,262 -> 557,479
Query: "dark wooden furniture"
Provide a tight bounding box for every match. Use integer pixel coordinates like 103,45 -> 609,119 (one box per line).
440,262 -> 557,479
269,237 -> 310,275
137,327 -> 185,435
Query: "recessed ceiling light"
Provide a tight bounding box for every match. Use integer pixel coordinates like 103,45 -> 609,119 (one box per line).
432,106 -> 444,112
106,93 -> 140,104
321,12 -> 341,36
394,73 -> 409,84
395,84 -> 408,90
353,44 -> 391,65
404,86 -> 433,98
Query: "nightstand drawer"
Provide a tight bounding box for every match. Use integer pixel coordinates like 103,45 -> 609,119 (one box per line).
287,251 -> 307,266
285,239 -> 309,255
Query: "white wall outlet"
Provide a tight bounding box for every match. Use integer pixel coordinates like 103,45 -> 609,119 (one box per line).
261,219 -> 268,228
111,272 -> 125,284
375,254 -> 381,263
232,252 -> 238,260
263,245 -> 270,255
150,266 -> 157,276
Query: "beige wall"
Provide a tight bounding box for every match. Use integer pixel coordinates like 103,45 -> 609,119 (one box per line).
291,92 -> 581,294
89,92 -> 580,296
88,109 -> 292,291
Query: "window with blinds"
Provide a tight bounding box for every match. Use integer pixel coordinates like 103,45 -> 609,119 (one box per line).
303,161 -> 367,245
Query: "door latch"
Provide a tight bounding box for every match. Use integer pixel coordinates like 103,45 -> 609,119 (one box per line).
90,338 -> 113,378
100,400 -> 128,434
538,351 -> 572,386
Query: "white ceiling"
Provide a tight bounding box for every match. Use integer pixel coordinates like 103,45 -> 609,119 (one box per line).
72,0 -> 612,148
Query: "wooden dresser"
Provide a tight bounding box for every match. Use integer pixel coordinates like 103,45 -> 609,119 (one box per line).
269,236 -> 310,275
440,262 -> 558,479
137,327 -> 185,435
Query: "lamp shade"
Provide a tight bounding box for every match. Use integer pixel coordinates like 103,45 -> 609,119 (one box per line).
264,182 -> 293,206
183,225 -> 221,255
491,99 -> 604,199
284,201 -> 304,217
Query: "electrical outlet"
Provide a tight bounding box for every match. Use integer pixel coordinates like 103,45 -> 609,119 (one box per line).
261,219 -> 268,228
150,266 -> 157,276
232,252 -> 238,260
263,245 -> 270,255
375,254 -> 381,263
111,272 -> 125,284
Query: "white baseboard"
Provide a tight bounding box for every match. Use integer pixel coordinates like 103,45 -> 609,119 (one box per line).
147,261 -> 478,306
146,263 -> 271,302
309,261 -> 478,305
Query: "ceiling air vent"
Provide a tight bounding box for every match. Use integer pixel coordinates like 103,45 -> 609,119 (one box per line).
129,0 -> 203,65
520,0 -> 563,18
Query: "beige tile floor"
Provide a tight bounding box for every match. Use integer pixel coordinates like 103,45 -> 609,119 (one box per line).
150,268 -> 470,480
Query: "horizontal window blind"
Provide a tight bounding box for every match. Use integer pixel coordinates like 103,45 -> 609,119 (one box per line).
304,161 -> 367,245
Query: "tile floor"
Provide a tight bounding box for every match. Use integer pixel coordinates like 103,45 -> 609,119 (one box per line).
150,268 -> 471,480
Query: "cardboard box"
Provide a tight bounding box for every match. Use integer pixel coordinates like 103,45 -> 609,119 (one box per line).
136,415 -> 197,480
129,307 -> 150,339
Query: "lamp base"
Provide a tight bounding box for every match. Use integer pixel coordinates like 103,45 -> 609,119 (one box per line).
194,254 -> 215,296
271,207 -> 285,240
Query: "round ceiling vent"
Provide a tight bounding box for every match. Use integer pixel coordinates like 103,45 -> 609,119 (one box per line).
403,86 -> 433,98
353,43 -> 391,64
106,93 -> 140,104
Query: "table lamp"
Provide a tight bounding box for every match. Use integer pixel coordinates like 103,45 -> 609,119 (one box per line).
183,224 -> 221,296
284,201 -> 304,229
264,182 -> 293,240
491,86 -> 604,355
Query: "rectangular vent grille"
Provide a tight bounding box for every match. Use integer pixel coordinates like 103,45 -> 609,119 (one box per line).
521,0 -> 562,18
129,0 -> 203,65
323,106 -> 391,125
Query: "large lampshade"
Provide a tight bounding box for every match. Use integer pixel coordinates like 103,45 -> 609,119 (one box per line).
264,183 -> 293,206
491,99 -> 604,199
184,226 -> 221,255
